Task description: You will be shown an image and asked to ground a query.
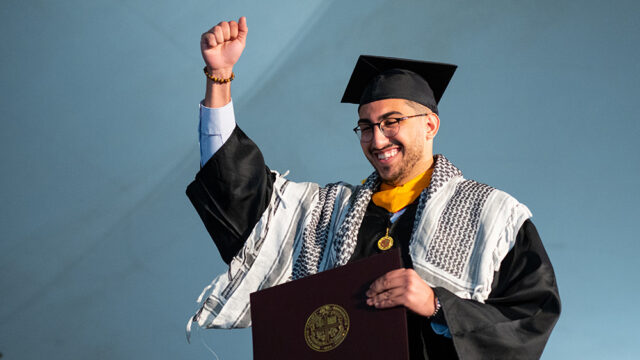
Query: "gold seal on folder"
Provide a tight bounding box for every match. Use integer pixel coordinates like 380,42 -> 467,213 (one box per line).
304,304 -> 350,352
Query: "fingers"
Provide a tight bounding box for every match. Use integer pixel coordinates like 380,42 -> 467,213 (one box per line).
367,269 -> 408,296
229,21 -> 238,39
203,17 -> 247,47
365,269 -> 436,316
201,32 -> 217,49
213,25 -> 224,44
219,22 -> 231,41
366,287 -> 406,307
237,16 -> 248,41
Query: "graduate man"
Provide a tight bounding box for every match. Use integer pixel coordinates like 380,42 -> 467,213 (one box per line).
186,17 -> 561,359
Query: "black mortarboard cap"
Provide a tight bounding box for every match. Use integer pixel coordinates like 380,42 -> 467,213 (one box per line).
341,55 -> 457,114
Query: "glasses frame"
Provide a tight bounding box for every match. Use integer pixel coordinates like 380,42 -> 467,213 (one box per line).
353,113 -> 430,142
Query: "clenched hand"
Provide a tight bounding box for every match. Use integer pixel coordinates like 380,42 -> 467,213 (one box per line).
201,16 -> 248,77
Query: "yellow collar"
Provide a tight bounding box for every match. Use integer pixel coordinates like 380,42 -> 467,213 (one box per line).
371,168 -> 433,213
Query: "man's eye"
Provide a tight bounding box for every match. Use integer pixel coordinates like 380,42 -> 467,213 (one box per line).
382,119 -> 399,126
359,125 -> 373,132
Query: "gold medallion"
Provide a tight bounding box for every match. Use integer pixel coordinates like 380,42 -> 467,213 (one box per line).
377,228 -> 394,251
304,304 -> 350,352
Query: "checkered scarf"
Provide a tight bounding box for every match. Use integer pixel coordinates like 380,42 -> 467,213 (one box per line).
188,155 -> 531,334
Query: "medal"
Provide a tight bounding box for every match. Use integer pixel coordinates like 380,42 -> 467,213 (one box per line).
377,228 -> 394,251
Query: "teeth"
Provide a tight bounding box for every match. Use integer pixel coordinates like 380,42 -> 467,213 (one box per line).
377,149 -> 398,160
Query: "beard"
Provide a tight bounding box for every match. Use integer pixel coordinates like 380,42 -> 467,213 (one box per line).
378,149 -> 422,185
372,137 -> 425,186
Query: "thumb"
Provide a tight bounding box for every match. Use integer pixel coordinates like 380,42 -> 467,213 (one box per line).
237,16 -> 248,42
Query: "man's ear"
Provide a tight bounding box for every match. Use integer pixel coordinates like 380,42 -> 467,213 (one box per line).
425,113 -> 440,140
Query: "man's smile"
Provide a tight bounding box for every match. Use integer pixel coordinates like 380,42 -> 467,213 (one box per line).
372,146 -> 401,163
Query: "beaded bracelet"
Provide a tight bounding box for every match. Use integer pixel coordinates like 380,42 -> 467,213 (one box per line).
203,66 -> 235,83
428,297 -> 442,319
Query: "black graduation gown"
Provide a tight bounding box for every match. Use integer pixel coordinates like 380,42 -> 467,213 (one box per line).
186,127 -> 561,360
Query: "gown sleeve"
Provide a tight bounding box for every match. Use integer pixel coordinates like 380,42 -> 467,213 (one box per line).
186,126 -> 274,264
431,219 -> 561,359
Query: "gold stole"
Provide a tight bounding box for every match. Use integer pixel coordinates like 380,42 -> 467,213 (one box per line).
372,168 -> 433,213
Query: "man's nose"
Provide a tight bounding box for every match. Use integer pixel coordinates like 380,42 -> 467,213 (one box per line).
370,125 -> 390,148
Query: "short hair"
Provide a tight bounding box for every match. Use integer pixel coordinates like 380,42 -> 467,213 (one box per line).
404,99 -> 433,114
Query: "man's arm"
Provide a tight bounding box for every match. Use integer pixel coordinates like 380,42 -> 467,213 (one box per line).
187,126 -> 274,264
199,100 -> 236,167
367,220 -> 560,357
188,17 -> 275,264
432,220 -> 560,358
200,17 -> 247,108
197,17 -> 246,165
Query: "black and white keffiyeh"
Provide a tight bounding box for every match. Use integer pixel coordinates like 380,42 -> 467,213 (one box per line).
187,155 -> 531,334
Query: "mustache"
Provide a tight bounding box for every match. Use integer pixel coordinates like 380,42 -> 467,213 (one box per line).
369,143 -> 400,152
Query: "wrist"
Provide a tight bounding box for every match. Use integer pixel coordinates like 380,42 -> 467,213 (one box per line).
204,66 -> 234,80
428,297 -> 442,319
202,65 -> 233,108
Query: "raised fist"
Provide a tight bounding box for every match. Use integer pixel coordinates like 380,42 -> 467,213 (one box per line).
200,17 -> 248,76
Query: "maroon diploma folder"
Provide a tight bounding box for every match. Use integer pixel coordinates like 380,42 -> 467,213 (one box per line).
250,249 -> 409,359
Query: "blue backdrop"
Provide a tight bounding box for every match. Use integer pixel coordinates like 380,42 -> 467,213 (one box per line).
1,0 -> 639,358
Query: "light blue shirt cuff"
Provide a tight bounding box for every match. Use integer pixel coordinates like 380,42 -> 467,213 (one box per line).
430,322 -> 452,339
199,100 -> 236,167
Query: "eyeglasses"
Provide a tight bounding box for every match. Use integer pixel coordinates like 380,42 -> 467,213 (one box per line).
353,113 -> 429,142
